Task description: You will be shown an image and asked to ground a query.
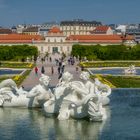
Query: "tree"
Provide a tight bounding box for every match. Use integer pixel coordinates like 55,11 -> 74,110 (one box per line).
0,45 -> 38,61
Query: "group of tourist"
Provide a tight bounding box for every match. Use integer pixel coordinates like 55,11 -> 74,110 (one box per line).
54,57 -> 66,79
41,56 -> 52,63
34,55 -> 81,78
35,56 -> 55,76
68,57 -> 75,65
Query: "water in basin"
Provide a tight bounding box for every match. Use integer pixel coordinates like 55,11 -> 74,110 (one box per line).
0,69 -> 23,76
0,89 -> 140,140
90,67 -> 140,76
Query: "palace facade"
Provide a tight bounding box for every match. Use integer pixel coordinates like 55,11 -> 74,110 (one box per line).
0,26 -> 135,56
60,20 -> 102,36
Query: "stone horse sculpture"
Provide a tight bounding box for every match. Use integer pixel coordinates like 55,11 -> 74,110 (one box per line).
0,74 -> 52,107
43,72 -> 107,121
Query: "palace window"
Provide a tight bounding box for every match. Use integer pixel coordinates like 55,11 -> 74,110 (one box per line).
60,46 -> 63,51
41,46 -> 44,52
67,46 -> 70,52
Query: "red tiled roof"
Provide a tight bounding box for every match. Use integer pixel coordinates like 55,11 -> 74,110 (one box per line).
0,40 -> 34,43
67,35 -> 121,40
66,35 -> 123,43
0,34 -> 44,43
120,35 -> 134,40
91,26 -> 110,34
48,27 -> 63,34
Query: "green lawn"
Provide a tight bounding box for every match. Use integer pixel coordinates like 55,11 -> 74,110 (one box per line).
81,61 -> 140,68
0,62 -> 35,68
102,76 -> 140,88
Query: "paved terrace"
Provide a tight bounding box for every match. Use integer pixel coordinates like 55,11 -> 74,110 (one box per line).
21,54 -> 81,90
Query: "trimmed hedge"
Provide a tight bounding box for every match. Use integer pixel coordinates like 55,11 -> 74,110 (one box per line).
71,44 -> 140,60
0,45 -> 38,61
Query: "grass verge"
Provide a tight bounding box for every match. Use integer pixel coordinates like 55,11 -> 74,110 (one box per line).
81,61 -> 140,68
0,70 -> 31,87
103,75 -> 140,88
91,74 -> 140,88
0,62 -> 35,68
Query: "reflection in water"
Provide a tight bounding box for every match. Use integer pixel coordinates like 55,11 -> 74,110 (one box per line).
0,107 -> 111,140
1,89 -> 140,139
99,89 -> 140,140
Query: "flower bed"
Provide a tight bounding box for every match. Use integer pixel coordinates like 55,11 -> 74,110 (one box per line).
0,70 -> 31,86
91,74 -> 116,88
0,62 -> 35,68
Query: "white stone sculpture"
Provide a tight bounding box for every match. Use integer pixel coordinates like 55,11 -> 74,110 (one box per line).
27,74 -> 53,107
0,74 -> 52,107
76,71 -> 111,105
0,71 -> 111,122
124,65 -> 136,74
94,78 -> 111,105
44,71 -> 107,121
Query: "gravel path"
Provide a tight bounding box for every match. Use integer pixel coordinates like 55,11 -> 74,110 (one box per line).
21,54 -> 81,90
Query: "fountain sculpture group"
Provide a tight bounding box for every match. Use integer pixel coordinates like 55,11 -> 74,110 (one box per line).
124,65 -> 136,74
0,71 -> 111,122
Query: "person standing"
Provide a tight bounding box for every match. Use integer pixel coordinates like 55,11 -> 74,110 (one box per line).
41,58 -> 44,64
76,66 -> 79,73
81,65 -> 84,71
49,57 -> 52,62
41,66 -> 45,74
35,66 -> 38,75
51,66 -> 54,75
58,66 -> 61,74
59,61 -> 62,67
61,65 -> 64,73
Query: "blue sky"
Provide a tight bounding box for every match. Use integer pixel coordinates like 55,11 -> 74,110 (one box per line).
0,0 -> 140,26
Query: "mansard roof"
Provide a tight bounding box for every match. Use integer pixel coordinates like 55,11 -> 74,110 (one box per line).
60,20 -> 102,26
23,27 -> 39,32
0,28 -> 12,34
66,35 -> 134,43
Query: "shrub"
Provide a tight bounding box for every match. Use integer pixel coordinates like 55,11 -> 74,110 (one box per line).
0,45 -> 38,61
71,44 -> 140,60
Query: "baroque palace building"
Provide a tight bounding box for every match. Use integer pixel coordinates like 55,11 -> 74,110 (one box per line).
60,20 -> 102,36
34,27 -> 72,55
0,26 -> 135,55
